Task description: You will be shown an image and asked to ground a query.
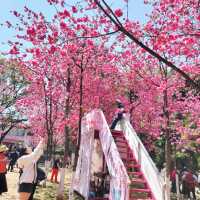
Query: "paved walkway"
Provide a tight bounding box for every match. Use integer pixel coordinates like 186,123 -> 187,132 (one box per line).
1,170 -> 18,200
0,167 -> 73,200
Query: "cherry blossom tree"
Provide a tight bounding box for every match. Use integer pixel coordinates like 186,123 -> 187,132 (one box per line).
3,1 -> 200,198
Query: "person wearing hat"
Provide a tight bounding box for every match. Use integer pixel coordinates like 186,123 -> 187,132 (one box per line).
17,139 -> 45,200
0,144 -> 8,195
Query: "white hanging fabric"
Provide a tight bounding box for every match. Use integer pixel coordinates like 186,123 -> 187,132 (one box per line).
72,109 -> 130,200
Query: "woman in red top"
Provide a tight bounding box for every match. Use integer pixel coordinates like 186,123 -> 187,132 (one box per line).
0,144 -> 8,195
170,169 -> 177,193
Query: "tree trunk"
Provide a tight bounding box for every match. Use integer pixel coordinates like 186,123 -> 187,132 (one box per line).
47,131 -> 53,160
43,159 -> 51,188
176,173 -> 181,200
73,66 -> 83,171
53,141 -> 56,156
42,132 -> 53,188
165,137 -> 171,200
43,81 -> 53,161
56,118 -> 71,200
174,146 -> 181,200
57,68 -> 71,200
163,87 -> 172,200
56,168 -> 66,200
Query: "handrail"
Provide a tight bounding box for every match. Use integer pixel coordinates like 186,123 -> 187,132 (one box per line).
115,119 -> 164,200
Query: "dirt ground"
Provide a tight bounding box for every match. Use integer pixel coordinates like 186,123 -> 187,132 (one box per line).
1,170 -> 18,200
0,168 -> 73,200
3,168 -> 200,200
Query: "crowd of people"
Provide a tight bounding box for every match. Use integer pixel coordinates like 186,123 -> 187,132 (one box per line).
0,140 -> 45,200
0,140 -> 69,200
169,166 -> 200,199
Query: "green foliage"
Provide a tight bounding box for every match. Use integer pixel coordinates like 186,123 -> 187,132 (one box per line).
34,169 -> 80,200
0,59 -> 28,142
152,137 -> 165,170
138,132 -> 166,170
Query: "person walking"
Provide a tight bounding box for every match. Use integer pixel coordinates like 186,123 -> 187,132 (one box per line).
0,144 -> 8,195
17,139 -> 45,200
50,157 -> 61,183
181,169 -> 198,199
170,168 -> 177,193
8,147 -> 18,172
110,99 -> 126,130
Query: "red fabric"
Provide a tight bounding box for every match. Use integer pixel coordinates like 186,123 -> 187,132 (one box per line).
0,153 -> 7,173
170,169 -> 176,181
183,172 -> 197,189
50,168 -> 58,182
185,172 -> 194,183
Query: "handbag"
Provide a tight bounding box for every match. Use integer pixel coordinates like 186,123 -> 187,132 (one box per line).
36,167 -> 46,182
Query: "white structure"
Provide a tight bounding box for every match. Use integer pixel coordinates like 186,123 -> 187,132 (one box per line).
115,119 -> 164,200
72,109 -> 164,200
72,109 -> 130,200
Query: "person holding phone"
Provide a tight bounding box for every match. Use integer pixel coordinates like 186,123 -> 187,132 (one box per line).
17,139 -> 45,200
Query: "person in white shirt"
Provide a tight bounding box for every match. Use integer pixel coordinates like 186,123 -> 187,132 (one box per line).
17,139 -> 45,200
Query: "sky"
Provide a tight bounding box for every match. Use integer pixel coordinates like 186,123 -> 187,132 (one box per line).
0,0 -> 152,51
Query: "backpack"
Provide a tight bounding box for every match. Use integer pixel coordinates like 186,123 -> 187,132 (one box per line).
185,172 -> 194,183
37,167 -> 46,182
19,164 -> 46,183
183,171 -> 198,189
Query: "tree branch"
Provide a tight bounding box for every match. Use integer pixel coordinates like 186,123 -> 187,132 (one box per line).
93,0 -> 199,90
0,118 -> 27,143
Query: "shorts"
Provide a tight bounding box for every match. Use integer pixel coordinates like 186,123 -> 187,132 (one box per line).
18,183 -> 34,193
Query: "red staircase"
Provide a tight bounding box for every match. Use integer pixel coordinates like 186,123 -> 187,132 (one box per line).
111,130 -> 154,200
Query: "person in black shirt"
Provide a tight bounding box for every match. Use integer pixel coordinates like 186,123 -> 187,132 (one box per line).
110,99 -> 125,130
8,147 -> 18,172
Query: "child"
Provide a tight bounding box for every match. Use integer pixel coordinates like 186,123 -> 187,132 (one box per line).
50,157 -> 61,183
